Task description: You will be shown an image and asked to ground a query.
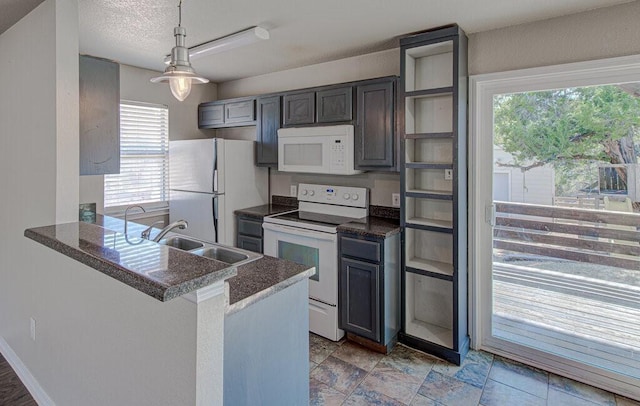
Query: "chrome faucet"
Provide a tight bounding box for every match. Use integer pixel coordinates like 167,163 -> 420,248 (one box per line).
141,220 -> 166,240
151,220 -> 188,242
124,205 -> 146,236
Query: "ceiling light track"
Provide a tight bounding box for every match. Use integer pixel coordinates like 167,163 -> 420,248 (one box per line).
163,26 -> 270,65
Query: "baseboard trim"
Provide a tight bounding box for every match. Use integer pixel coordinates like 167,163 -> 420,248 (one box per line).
0,336 -> 55,406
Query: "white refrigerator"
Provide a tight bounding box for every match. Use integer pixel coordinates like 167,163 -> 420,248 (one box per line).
169,139 -> 268,245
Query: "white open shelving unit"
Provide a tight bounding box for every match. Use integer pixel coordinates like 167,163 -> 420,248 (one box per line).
399,25 -> 469,365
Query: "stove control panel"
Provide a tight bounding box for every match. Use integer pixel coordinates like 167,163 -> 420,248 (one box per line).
298,183 -> 369,208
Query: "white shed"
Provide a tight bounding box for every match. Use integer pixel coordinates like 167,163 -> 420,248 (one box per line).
493,146 -> 555,205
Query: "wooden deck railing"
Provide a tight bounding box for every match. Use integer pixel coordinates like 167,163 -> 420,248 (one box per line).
494,201 -> 640,270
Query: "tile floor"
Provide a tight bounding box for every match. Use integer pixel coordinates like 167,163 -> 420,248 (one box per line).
309,333 -> 640,406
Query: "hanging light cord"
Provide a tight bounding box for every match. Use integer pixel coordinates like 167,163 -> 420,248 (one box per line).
178,0 -> 182,27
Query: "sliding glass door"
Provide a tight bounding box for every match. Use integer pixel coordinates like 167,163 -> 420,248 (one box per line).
470,57 -> 640,400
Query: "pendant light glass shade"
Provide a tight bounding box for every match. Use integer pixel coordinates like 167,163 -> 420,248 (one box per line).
151,3 -> 209,101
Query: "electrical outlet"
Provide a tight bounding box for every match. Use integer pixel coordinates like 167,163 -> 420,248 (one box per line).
392,193 -> 400,207
30,317 -> 36,341
444,169 -> 453,180
290,185 -> 297,197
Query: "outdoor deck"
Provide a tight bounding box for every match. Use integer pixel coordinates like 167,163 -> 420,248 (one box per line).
493,262 -> 640,379
491,201 -> 640,380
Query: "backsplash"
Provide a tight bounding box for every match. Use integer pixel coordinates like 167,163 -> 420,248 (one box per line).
369,205 -> 400,220
270,170 -> 400,207
271,195 -> 298,207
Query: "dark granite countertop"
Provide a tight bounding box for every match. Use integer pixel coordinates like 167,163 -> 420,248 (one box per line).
227,256 -> 314,315
24,222 -> 237,302
337,216 -> 401,238
234,204 -> 297,220
25,215 -> 314,310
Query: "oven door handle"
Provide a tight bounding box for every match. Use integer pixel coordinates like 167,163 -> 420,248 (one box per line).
262,222 -> 337,242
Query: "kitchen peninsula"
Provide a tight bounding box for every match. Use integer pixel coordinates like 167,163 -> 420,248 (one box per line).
23,215 -> 313,405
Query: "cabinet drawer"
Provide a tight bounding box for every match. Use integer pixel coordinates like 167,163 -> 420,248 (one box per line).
237,217 -> 263,237
237,235 -> 262,253
225,100 -> 255,123
340,236 -> 381,262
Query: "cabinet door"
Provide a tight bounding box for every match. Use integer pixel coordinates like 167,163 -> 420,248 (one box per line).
283,92 -> 315,126
199,104 -> 224,128
225,100 -> 255,124
317,87 -> 353,123
237,216 -> 263,238
237,235 -> 263,253
79,55 -> 120,176
340,257 -> 380,342
256,96 -> 281,167
355,81 -> 395,169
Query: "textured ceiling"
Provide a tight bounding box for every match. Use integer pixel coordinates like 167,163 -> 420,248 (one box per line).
2,0 -> 635,83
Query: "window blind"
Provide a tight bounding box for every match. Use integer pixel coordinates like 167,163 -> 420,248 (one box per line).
104,101 -> 169,210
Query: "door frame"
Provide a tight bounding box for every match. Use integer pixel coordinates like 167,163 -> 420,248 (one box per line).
469,54 -> 640,399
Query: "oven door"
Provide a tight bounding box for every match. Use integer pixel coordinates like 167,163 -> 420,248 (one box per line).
263,222 -> 337,305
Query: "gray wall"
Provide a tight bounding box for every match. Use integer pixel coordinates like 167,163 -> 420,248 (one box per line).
0,2 -> 223,404
79,63 -> 218,217
468,1 -> 640,75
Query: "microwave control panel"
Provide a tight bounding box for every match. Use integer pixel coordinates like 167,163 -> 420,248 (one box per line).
329,138 -> 345,169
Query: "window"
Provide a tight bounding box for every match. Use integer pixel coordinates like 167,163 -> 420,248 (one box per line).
104,101 -> 169,212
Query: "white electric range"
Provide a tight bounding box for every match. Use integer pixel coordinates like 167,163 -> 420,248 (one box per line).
263,183 -> 369,341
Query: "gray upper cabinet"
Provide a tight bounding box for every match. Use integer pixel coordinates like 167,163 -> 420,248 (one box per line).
355,79 -> 395,170
199,104 -> 224,127
198,98 -> 256,129
283,92 -> 315,126
317,87 -> 353,123
225,100 -> 255,124
79,55 -> 120,176
256,95 -> 281,167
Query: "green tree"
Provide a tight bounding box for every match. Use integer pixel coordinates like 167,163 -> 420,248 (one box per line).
494,85 -> 640,195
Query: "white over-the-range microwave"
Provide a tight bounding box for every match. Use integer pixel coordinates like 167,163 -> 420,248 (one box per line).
277,124 -> 363,175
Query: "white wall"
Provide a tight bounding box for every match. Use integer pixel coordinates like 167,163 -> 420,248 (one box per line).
468,1 -> 640,75
218,49 -> 401,206
0,2 -> 224,404
79,64 -> 218,215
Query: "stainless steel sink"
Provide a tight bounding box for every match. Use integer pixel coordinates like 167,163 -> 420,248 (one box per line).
190,247 -> 249,264
157,235 -> 261,266
158,236 -> 204,251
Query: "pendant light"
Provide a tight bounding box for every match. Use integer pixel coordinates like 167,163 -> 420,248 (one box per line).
151,0 -> 209,101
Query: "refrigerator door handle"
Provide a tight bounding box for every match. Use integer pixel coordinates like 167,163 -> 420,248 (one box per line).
213,139 -> 219,193
212,196 -> 219,243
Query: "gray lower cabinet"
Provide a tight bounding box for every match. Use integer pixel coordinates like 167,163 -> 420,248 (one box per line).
339,232 -> 400,349
341,257 -> 380,341
79,55 -> 120,176
236,215 -> 263,253
256,95 -> 281,167
355,78 -> 396,171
